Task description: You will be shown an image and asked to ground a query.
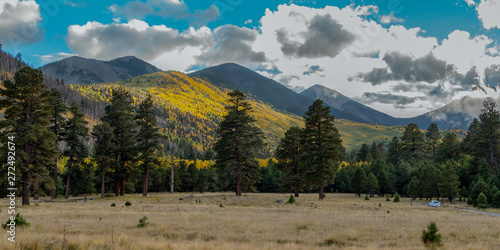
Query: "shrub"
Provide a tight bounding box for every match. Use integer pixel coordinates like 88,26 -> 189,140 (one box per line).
364,195 -> 369,200
287,194 -> 295,204
386,195 -> 391,201
493,191 -> 500,208
378,203 -> 381,207
219,203 -> 224,208
111,203 -> 116,207
2,213 -> 30,229
477,192 -> 488,209
137,216 -> 149,228
125,201 -> 132,207
421,222 -> 442,248
393,193 -> 400,202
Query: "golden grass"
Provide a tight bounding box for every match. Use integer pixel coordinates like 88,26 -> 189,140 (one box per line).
1,193 -> 499,249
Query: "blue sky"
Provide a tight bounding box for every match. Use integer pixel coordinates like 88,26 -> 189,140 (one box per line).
1,0 -> 500,117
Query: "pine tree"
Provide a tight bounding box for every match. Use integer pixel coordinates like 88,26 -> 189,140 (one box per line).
366,172 -> 379,197
436,132 -> 460,163
377,170 -> 390,196
438,161 -> 460,203
102,87 -> 137,196
387,136 -> 401,166
419,163 -> 439,200
214,90 -> 265,196
63,102 -> 89,199
401,123 -> 427,161
135,94 -> 160,197
492,191 -> 500,208
301,99 -> 343,200
276,126 -> 304,197
92,121 -> 115,198
477,98 -> 500,172
351,167 -> 366,197
407,176 -> 419,200
0,67 -> 58,205
49,88 -> 67,199
477,192 -> 488,208
357,143 -> 370,162
421,222 -> 442,248
426,123 -> 441,160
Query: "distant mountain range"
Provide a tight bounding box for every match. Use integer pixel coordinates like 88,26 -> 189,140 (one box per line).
40,55 -> 493,131
40,56 -> 161,84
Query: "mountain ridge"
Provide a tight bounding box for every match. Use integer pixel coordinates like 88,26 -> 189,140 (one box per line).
40,55 -> 161,84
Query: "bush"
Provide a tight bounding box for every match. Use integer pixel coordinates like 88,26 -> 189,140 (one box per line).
493,191 -> 500,208
125,201 -> 132,207
393,193 -> 400,202
477,192 -> 488,209
364,195 -> 369,200
421,222 -> 442,248
386,195 -> 391,201
137,216 -> 149,228
111,203 -> 116,207
2,213 -> 30,229
287,194 -> 295,204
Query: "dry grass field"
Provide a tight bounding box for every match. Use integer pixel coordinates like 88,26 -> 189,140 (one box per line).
1,193 -> 500,249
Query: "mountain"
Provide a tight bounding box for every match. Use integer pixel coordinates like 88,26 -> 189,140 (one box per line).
189,63 -> 369,123
300,84 -> 415,126
412,95 -> 500,130
40,56 -> 161,84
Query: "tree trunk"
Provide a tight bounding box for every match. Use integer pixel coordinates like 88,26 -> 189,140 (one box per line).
101,168 -> 105,198
319,185 -> 324,200
142,166 -> 149,197
236,164 -> 242,196
114,177 -> 119,196
22,173 -> 30,206
120,177 -> 125,196
33,177 -> 39,200
52,162 -> 58,199
64,173 -> 70,199
170,155 -> 174,194
294,180 -> 299,197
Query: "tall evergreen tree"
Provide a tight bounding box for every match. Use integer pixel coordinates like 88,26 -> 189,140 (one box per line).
407,176 -> 420,200
366,172 -> 379,197
214,90 -> 265,196
477,98 -> 500,172
436,132 -> 460,163
49,88 -> 67,199
387,136 -> 402,166
419,163 -> 439,200
357,143 -> 370,162
301,99 -> 343,200
92,122 -> 115,198
351,167 -> 367,196
401,123 -> 427,161
0,67 -> 58,205
63,102 -> 89,199
426,123 -> 441,160
276,126 -> 304,197
102,87 -> 137,196
135,94 -> 160,197
438,161 -> 460,203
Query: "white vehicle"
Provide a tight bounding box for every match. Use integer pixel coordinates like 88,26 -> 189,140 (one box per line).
428,200 -> 441,207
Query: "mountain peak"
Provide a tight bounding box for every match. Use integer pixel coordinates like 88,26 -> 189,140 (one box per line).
41,55 -> 161,84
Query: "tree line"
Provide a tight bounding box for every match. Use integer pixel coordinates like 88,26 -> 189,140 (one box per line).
1,66 -> 500,209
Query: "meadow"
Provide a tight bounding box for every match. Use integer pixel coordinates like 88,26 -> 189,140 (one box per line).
1,193 -> 500,249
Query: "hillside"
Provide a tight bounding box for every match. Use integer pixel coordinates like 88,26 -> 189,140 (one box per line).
189,63 -> 369,123
40,56 -> 161,84
70,71 -> 408,152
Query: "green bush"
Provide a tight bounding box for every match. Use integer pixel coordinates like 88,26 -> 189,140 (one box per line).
111,203 -> 116,207
386,195 -> 391,201
2,213 -> 30,229
477,192 -> 488,209
364,195 -> 369,200
493,191 -> 500,208
421,222 -> 442,248
137,216 -> 149,228
393,193 -> 400,202
287,194 -> 295,204
125,201 -> 132,207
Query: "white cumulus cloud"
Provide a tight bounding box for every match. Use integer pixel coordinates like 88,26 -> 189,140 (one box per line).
477,0 -> 500,29
0,0 -> 44,47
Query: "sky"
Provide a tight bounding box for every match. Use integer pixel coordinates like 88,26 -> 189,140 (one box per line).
1,0 -> 500,117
